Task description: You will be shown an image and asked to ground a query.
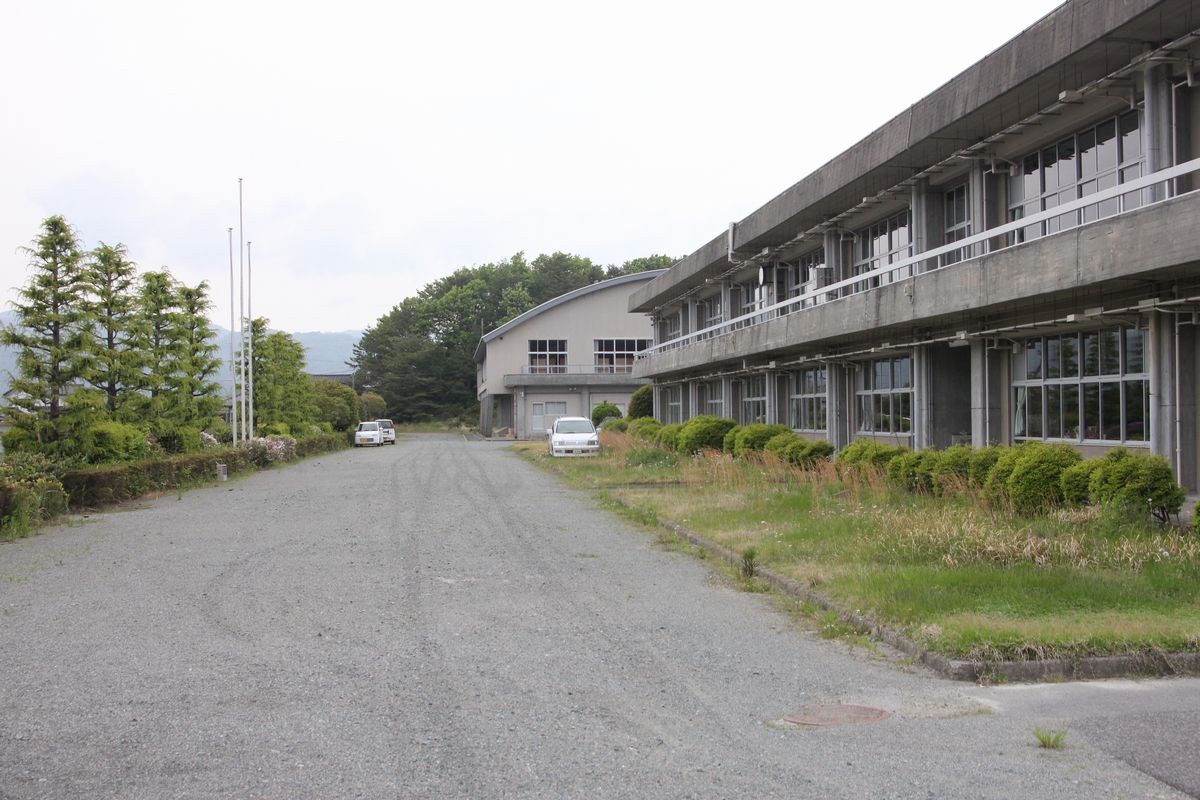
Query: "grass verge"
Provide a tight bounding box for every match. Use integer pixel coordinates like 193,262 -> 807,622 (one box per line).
513,435 -> 1200,664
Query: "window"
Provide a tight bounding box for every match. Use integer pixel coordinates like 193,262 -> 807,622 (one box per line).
739,375 -> 767,424
659,311 -> 682,342
528,339 -> 567,374
696,294 -> 723,331
697,380 -> 724,416
661,385 -> 682,424
782,249 -> 826,311
854,211 -> 911,290
856,355 -> 913,434
593,338 -> 651,374
1013,326 -> 1147,443
1008,111 -> 1144,243
943,183 -> 971,265
789,367 -> 827,431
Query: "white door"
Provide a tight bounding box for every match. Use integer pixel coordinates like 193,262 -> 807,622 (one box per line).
545,401 -> 568,433
531,402 -> 545,435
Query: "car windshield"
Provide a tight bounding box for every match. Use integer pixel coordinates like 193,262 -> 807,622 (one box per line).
360,422 -> 379,431
378,420 -> 393,428
555,420 -> 594,434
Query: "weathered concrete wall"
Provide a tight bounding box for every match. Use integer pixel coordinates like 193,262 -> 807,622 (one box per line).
630,0 -> 1199,313
635,192 -> 1200,378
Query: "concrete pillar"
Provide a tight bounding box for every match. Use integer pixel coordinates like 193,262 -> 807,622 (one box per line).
479,394 -> 493,437
910,177 -> 940,272
1149,311 -> 1196,489
1144,64 -> 1174,202
686,380 -> 698,423
970,342 -> 1003,447
764,372 -> 777,425
912,347 -> 929,450
580,387 -> 591,419
968,162 -> 986,258
828,363 -> 852,449
721,376 -> 733,420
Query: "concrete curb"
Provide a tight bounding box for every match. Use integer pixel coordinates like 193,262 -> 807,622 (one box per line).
640,510 -> 1200,684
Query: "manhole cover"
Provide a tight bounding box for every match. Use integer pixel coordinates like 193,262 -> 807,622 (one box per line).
783,704 -> 890,727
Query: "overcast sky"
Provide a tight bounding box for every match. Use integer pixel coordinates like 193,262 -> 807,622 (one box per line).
1,0 -> 1065,333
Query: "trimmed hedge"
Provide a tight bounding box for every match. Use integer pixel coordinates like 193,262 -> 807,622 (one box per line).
602,418 -> 630,433
1005,443 -> 1081,514
732,424 -> 791,459
677,416 -> 737,454
591,402 -> 622,428
1087,448 -> 1185,522
655,423 -> 684,452
784,438 -> 835,468
837,439 -> 908,468
764,431 -> 802,460
627,385 -> 653,419
627,417 -> 663,441
722,425 -> 743,454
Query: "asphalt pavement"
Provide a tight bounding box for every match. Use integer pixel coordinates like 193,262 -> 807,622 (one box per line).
0,433 -> 1196,799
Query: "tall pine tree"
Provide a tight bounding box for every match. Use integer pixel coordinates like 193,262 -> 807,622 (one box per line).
132,269 -> 182,416
166,281 -> 223,428
1,216 -> 93,454
80,242 -> 143,420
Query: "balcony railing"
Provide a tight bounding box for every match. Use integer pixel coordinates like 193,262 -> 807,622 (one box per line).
518,363 -> 639,375
642,157 -> 1200,358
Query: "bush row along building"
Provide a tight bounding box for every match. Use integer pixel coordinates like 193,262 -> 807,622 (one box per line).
625,0 -> 1200,490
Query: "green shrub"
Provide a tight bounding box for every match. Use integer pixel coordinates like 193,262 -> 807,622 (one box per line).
158,425 -> 202,454
677,415 -> 737,454
838,439 -> 908,468
1061,459 -> 1103,506
886,449 -> 940,493
982,445 -> 1027,503
1193,501 -> 1200,536
0,453 -> 69,538
591,402 -> 622,427
764,431 -> 802,460
625,448 -> 678,469
967,445 -> 1005,486
787,439 -> 835,467
627,385 -> 654,419
732,424 -> 791,459
722,425 -> 744,454
602,417 -> 630,433
205,419 -> 233,444
1005,443 -> 1081,514
929,444 -> 971,494
655,423 -> 683,451
626,417 -> 663,441
260,422 -> 291,438
80,421 -> 151,464
1089,449 -> 1185,522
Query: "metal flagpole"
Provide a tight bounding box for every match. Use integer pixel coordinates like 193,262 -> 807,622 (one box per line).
238,178 -> 247,441
247,240 -> 255,437
228,227 -> 238,444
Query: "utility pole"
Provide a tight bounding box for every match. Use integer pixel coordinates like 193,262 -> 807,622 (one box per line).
238,178 -> 247,441
247,240 -> 255,437
228,227 -> 238,443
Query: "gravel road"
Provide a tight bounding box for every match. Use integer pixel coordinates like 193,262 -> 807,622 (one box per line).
0,434 -> 1194,799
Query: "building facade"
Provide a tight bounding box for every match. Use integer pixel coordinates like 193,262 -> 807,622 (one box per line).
631,0 -> 1200,488
475,271 -> 663,438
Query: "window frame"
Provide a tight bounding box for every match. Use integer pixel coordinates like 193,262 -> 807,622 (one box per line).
528,339 -> 568,374
855,355 -> 913,435
789,366 -> 828,432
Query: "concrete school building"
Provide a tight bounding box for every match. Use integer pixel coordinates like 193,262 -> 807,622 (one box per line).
475,271 -> 664,438
630,0 -> 1200,489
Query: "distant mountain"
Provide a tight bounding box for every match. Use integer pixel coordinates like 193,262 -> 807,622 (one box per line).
0,311 -> 361,397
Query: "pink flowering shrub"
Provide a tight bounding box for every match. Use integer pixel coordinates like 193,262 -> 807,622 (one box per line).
244,435 -> 297,466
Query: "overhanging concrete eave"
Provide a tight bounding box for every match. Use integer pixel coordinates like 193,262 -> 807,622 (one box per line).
629,0 -> 1199,314
634,191 -> 1200,380
503,373 -> 650,389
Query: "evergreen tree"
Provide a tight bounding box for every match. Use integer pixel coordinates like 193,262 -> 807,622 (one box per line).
132,269 -> 182,414
80,242 -> 143,419
165,281 -> 223,427
0,216 -> 93,455
240,318 -> 316,433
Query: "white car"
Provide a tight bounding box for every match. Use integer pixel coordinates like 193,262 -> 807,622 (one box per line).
547,416 -> 600,457
376,418 -> 396,445
355,421 -> 383,446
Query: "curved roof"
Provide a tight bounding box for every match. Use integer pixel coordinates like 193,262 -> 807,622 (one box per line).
473,269 -> 667,362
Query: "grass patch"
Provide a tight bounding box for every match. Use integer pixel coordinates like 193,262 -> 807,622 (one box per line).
1033,728 -> 1068,749
514,432 -> 1200,662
